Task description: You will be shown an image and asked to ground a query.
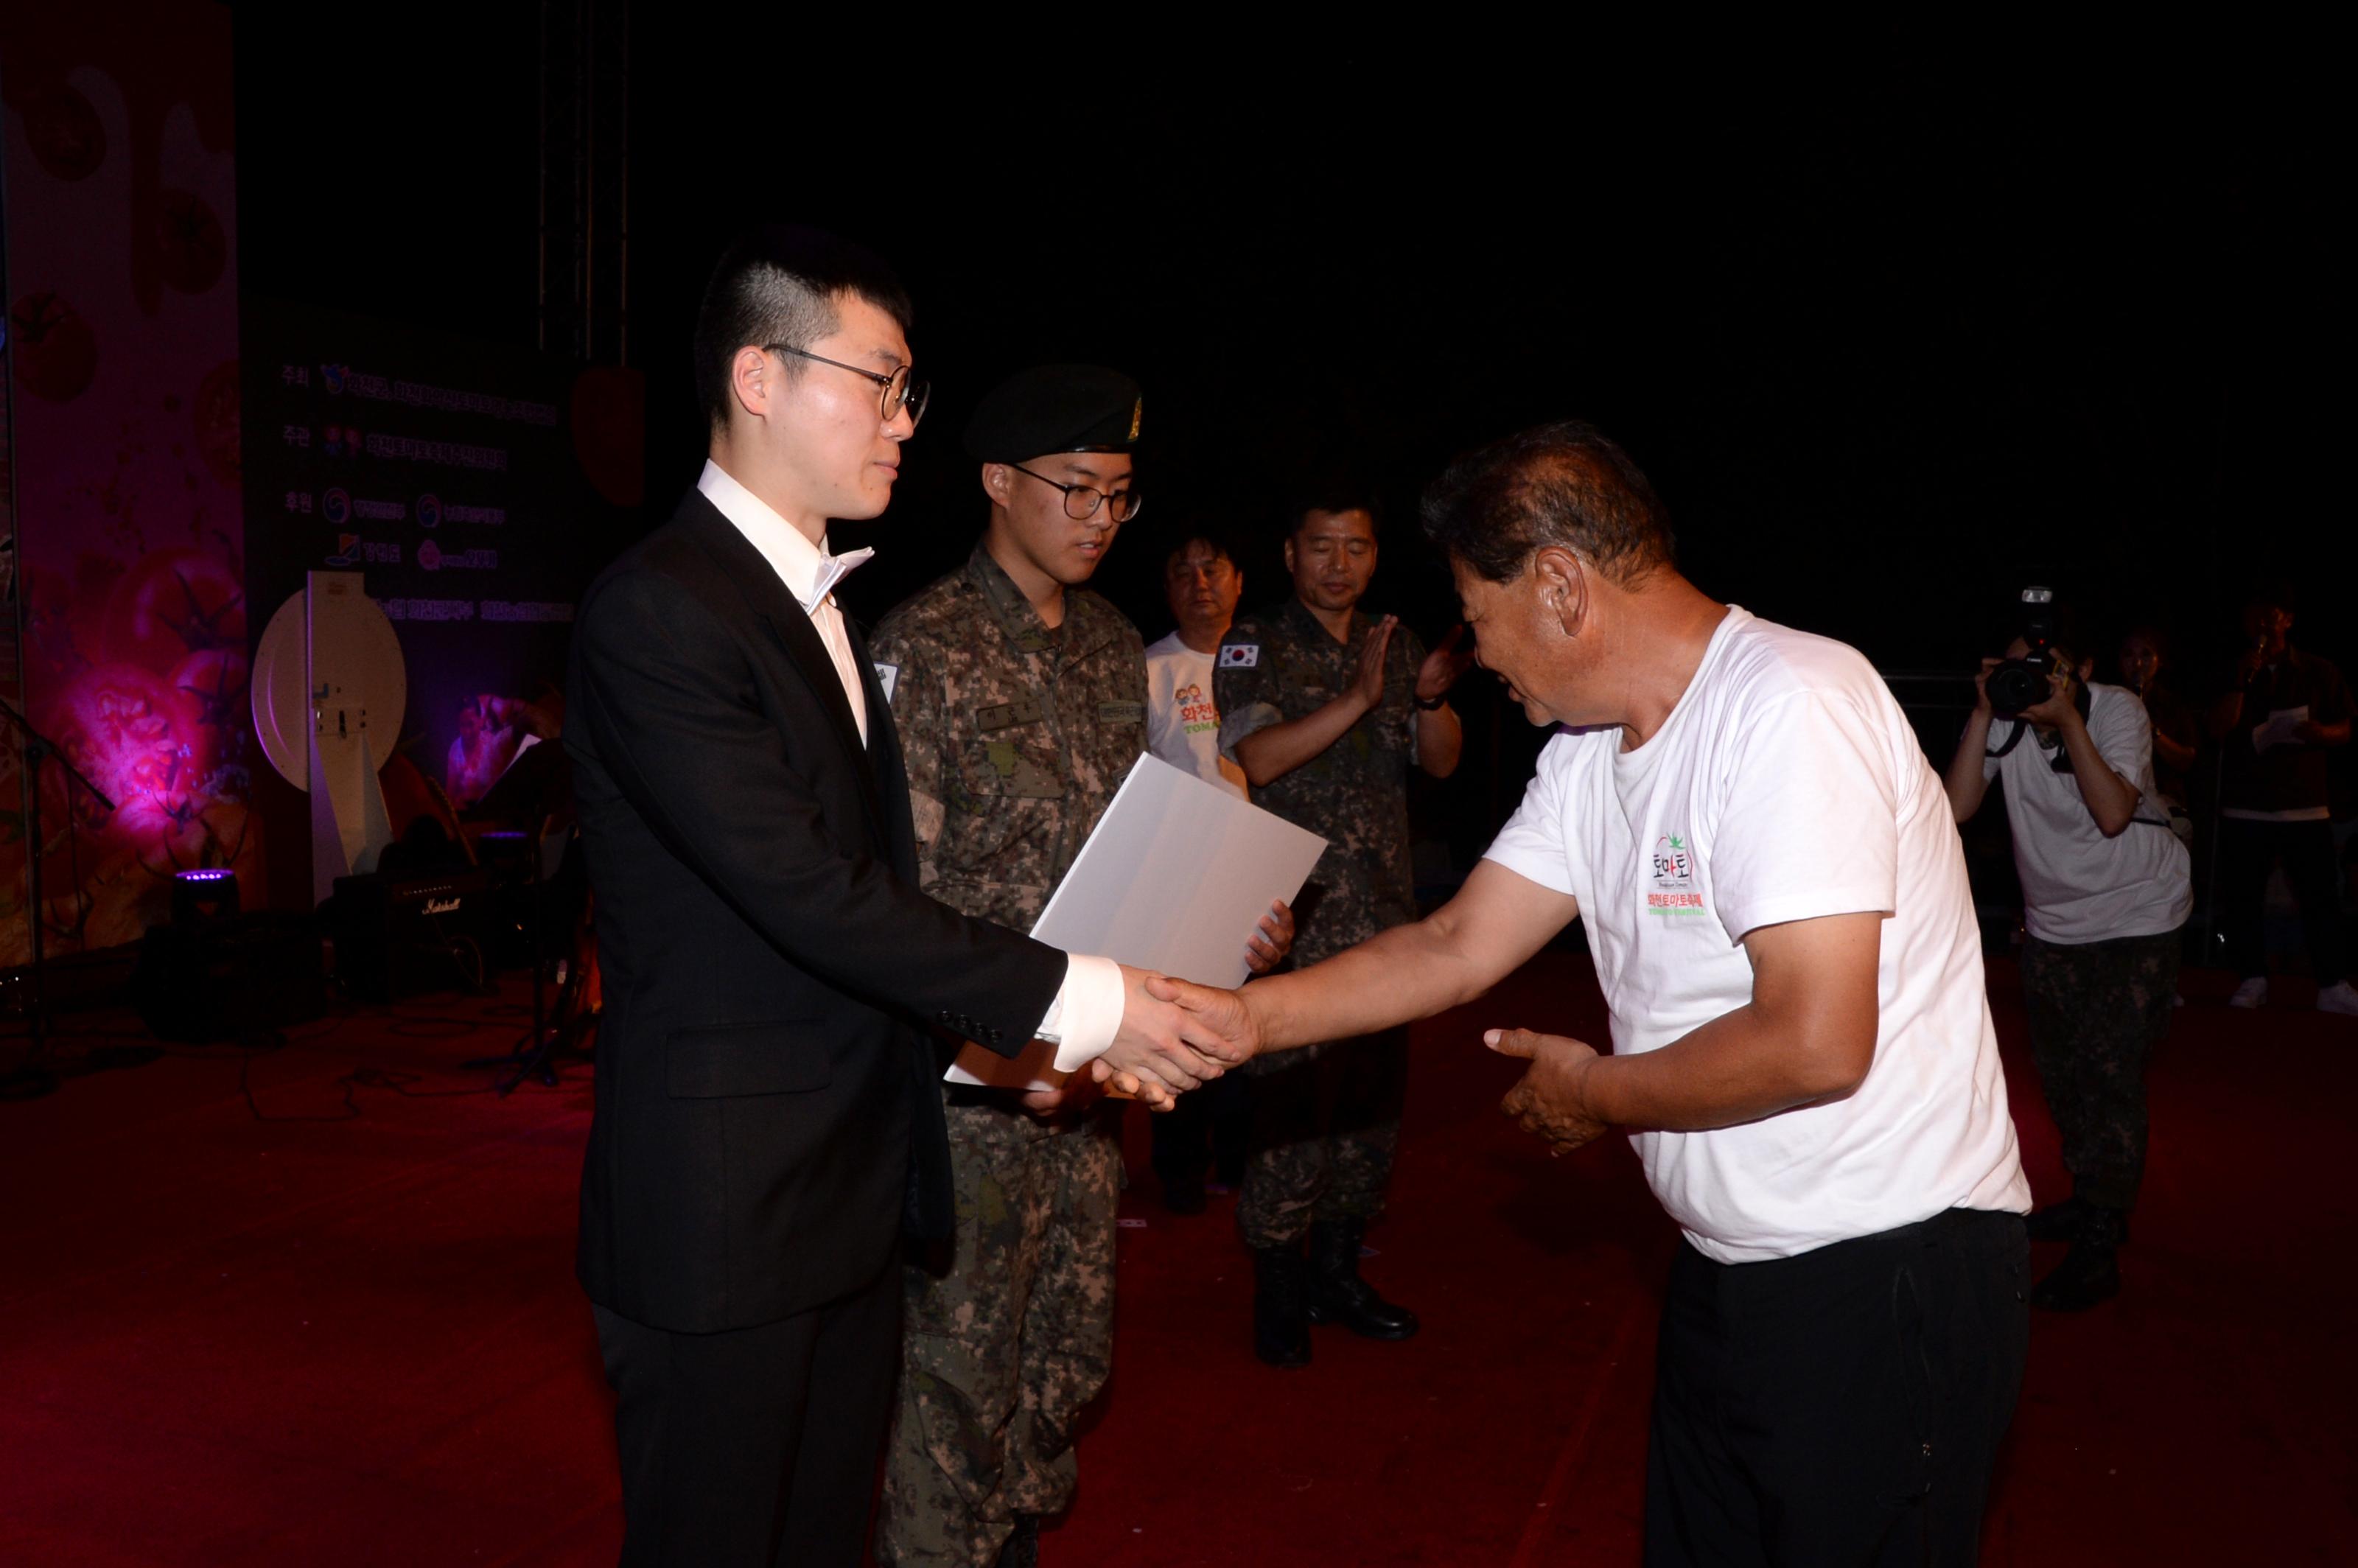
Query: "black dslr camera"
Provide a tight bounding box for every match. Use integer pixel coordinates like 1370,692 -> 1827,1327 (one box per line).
1987,585 -> 2068,718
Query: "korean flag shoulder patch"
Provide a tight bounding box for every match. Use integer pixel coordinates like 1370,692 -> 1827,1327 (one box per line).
1217,643 -> 1259,668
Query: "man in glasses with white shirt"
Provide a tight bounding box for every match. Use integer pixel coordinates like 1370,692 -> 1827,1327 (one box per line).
565,237 -> 1241,1567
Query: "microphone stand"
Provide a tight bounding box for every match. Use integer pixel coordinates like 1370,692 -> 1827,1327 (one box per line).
1,694 -> 119,1095
464,816 -> 559,1093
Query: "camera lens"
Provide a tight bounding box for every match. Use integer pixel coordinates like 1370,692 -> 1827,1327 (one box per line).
1987,659 -> 2045,715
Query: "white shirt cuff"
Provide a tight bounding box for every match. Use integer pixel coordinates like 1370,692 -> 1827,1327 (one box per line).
1035,953 -> 1125,1073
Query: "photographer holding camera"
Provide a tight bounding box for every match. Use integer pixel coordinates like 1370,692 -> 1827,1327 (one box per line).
1945,595 -> 2191,1311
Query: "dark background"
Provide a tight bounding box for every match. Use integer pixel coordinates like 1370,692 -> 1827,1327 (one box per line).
231,13 -> 2347,847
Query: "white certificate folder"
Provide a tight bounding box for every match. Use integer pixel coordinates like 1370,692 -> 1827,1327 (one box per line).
945,753 -> 1329,1090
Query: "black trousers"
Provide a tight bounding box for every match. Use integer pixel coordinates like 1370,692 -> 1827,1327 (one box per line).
1645,1208 -> 2029,1568
593,1256 -> 902,1567
2219,816 -> 2347,986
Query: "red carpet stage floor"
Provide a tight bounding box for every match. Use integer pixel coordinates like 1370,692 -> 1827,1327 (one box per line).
4,953 -> 2354,1566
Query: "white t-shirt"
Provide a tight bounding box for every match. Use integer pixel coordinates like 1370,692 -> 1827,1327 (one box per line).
1144,632 -> 1248,799
1483,607 -> 2029,1264
1981,684 -> 2193,944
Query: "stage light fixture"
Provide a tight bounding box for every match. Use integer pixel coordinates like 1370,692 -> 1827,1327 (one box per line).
170,867 -> 242,930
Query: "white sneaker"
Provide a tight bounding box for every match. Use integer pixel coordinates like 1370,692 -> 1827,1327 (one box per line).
2227,977 -> 2269,1009
2320,981 -> 2358,1018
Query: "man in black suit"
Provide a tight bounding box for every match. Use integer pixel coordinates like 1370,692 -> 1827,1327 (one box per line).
565,228 -> 1239,1567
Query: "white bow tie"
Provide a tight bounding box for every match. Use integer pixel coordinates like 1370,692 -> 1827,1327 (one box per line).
802,546 -> 875,612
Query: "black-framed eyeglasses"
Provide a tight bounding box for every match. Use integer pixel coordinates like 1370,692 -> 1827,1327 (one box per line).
766,344 -> 930,429
1010,463 -> 1143,523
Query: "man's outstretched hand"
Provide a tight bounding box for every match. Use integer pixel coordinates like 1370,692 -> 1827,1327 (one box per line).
1487,1028 -> 1606,1156
1099,962 -> 1252,1097
1144,974 -> 1266,1065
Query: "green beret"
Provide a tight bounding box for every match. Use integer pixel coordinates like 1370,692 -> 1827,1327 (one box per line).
964,363 -> 1144,463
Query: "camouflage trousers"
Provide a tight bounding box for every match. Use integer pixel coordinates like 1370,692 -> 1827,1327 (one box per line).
1235,1028 -> 1408,1250
2021,929 -> 2181,1214
878,1099 -> 1121,1567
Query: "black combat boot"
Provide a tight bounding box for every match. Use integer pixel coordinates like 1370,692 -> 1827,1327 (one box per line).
2025,1193 -> 2132,1246
1252,1242 -> 1313,1368
2023,1193 -> 2093,1243
993,1513 -> 1040,1568
1304,1219 -> 1419,1340
2031,1205 -> 2126,1312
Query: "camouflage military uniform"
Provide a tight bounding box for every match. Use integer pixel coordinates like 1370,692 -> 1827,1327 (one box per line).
2021,930 -> 2180,1213
1214,597 -> 1425,1251
870,544 -> 1149,1568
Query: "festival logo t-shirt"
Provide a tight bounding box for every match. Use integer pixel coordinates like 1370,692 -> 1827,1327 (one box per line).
1483,607 -> 2029,1263
1144,631 -> 1247,799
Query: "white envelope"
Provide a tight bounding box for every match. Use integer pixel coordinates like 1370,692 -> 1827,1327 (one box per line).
945,753 -> 1329,1091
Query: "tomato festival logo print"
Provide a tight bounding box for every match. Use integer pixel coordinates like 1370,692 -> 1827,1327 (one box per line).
1173,680 -> 1218,735
1648,833 -> 1707,918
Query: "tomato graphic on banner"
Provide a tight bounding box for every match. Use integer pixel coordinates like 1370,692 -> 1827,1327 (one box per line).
0,4 -> 262,962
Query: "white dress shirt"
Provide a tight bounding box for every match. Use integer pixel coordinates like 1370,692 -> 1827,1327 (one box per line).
699,461 -> 874,742
696,460 -> 1124,1059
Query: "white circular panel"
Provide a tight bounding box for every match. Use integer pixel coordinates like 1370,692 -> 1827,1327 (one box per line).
249,584 -> 407,791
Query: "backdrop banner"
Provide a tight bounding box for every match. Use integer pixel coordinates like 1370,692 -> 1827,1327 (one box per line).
1,4 -> 251,966
240,298 -> 638,862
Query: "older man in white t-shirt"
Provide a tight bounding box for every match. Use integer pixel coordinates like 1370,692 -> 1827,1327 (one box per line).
1159,421 -> 2030,1567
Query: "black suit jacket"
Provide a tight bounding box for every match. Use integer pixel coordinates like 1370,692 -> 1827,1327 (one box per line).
566,487 -> 1067,1333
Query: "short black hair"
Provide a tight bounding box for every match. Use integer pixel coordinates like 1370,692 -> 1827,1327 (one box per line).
1284,477 -> 1382,539
2243,577 -> 2298,617
1420,419 -> 1675,586
2035,601 -> 2089,670
1162,530 -> 1237,572
692,225 -> 914,434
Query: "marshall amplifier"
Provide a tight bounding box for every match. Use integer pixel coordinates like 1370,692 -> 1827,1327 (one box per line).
329,865 -> 502,1002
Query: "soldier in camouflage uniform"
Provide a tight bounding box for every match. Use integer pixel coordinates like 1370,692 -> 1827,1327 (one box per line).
1214,496 -> 1472,1368
872,366 -> 1288,1568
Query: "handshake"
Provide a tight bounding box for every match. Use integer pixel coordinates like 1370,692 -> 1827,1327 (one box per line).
1083,966 -> 1264,1110
1024,899 -> 1292,1115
